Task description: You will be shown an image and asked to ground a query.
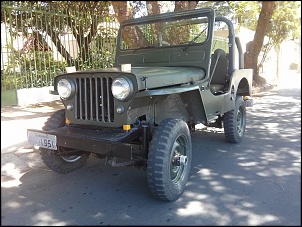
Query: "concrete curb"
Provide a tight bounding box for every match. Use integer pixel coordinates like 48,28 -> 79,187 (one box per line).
252,83 -> 277,94
1,84 -> 277,177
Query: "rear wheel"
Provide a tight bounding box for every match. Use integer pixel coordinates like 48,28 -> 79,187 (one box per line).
147,118 -> 192,201
223,96 -> 246,143
40,109 -> 89,174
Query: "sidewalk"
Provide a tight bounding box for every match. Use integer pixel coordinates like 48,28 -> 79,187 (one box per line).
1,84 -> 277,178
1,100 -> 64,178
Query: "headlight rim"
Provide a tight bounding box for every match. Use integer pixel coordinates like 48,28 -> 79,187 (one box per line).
112,76 -> 134,102
57,77 -> 76,100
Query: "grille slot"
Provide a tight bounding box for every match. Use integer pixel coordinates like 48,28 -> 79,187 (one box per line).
75,76 -> 114,122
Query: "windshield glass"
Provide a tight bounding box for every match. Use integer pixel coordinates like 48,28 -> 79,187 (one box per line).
120,15 -> 209,50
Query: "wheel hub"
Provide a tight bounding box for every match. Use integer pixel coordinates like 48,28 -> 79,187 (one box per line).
172,154 -> 188,166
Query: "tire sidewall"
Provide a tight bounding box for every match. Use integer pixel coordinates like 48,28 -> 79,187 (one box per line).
224,96 -> 247,143
234,96 -> 246,141
166,122 -> 192,192
147,118 -> 192,201
40,109 -> 89,174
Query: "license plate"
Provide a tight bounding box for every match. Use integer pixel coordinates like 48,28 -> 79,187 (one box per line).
27,131 -> 57,150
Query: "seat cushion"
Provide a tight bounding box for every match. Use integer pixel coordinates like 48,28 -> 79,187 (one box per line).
210,84 -> 225,94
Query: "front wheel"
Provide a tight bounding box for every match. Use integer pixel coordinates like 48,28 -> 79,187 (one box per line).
223,96 -> 246,143
147,118 -> 192,201
40,109 -> 89,174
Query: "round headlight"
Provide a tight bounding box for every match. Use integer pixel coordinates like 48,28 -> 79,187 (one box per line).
57,78 -> 72,99
112,78 -> 132,101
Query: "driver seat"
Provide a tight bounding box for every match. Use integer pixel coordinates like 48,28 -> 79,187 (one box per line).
209,49 -> 229,94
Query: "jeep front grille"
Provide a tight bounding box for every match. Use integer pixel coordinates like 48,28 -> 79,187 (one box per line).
75,76 -> 114,122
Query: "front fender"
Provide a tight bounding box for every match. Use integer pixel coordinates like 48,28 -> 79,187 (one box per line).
231,69 -> 253,96
127,85 -> 207,126
222,69 -> 253,113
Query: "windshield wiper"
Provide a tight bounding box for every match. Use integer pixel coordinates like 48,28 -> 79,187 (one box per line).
183,26 -> 208,51
133,45 -> 157,53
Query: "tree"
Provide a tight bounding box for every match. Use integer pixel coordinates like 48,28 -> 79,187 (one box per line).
1,1 -> 111,67
242,1 -> 276,85
218,1 -> 299,84
259,1 -> 301,79
112,1 -> 198,23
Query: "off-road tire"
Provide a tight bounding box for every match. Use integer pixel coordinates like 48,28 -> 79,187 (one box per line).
147,118 -> 192,201
40,109 -> 89,174
223,96 -> 246,143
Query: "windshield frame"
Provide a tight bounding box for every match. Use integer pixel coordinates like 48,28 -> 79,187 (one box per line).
117,8 -> 215,52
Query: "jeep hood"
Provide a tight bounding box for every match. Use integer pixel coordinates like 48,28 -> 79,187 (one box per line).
131,66 -> 206,90
65,66 -> 206,91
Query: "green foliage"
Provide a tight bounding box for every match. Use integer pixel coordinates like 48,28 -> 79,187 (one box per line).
73,47 -> 115,70
197,1 -> 234,19
1,1 -> 117,91
258,1 -> 301,69
1,1 -> 112,66
268,2 -> 301,45
73,22 -> 117,70
2,50 -> 67,90
228,1 -> 261,30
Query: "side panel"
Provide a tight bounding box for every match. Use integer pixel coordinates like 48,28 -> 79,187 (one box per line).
200,83 -> 226,122
199,68 -> 252,121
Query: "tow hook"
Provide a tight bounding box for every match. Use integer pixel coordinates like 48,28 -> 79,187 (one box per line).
173,155 -> 188,166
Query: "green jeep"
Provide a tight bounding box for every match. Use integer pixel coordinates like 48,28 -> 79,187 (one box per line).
28,8 -> 253,201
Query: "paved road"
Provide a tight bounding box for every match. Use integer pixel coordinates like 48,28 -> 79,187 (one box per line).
1,72 -> 300,225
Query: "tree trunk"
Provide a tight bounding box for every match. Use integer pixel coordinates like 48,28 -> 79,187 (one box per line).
112,1 -> 150,47
244,1 -> 276,85
48,30 -> 74,66
111,1 -> 133,24
146,1 -> 161,15
175,1 -> 198,11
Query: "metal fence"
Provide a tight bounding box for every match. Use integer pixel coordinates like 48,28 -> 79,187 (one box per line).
1,2 -> 117,94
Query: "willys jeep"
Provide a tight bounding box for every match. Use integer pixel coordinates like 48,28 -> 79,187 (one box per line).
27,8 -> 253,201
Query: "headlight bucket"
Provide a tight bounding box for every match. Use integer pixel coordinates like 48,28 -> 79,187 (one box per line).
112,77 -> 134,101
57,78 -> 76,100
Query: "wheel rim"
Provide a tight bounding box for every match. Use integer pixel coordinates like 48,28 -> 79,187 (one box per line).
61,155 -> 82,163
59,147 -> 83,163
170,135 -> 188,185
236,106 -> 244,136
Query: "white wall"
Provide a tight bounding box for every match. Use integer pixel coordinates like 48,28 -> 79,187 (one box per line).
17,86 -> 60,106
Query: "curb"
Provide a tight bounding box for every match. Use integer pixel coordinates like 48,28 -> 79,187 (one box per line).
252,83 -> 277,95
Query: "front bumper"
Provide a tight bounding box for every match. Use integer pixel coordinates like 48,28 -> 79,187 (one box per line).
27,125 -> 142,159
